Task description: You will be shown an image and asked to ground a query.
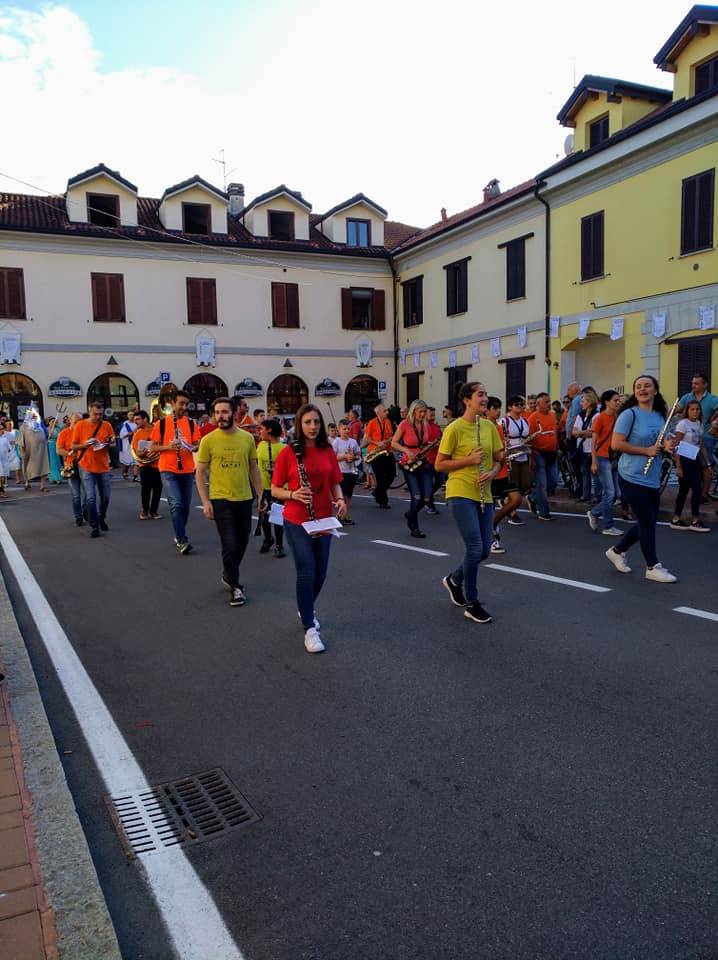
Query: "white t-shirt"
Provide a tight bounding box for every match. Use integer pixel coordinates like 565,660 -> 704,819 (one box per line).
572,412 -> 596,454
675,418 -> 702,449
332,437 -> 360,475
499,415 -> 530,462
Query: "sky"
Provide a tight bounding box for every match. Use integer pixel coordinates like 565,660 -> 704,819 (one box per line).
0,0 -> 696,228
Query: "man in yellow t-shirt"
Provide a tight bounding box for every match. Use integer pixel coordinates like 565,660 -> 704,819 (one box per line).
435,382 -> 503,624
195,397 -> 263,607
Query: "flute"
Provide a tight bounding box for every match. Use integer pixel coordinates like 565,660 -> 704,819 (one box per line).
475,414 -> 485,513
643,398 -> 679,476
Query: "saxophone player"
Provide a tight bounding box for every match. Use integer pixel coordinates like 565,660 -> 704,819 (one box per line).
363,403 -> 395,509
151,390 -> 200,555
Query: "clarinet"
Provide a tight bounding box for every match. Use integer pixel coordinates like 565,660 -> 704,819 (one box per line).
291,439 -> 316,522
172,412 -> 183,470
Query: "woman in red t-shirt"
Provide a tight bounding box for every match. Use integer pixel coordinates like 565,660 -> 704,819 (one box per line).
272,404 -> 346,654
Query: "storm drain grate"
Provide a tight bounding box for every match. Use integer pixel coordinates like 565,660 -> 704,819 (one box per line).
106,768 -> 261,857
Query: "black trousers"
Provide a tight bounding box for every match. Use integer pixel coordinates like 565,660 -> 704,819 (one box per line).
614,478 -> 660,567
139,466 -> 163,515
259,489 -> 283,547
212,498 -> 253,588
674,456 -> 703,517
371,453 -> 396,507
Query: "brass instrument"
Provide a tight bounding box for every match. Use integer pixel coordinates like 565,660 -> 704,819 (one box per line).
365,441 -> 391,464
643,398 -> 679,475
151,382 -> 177,421
131,442 -> 160,466
505,427 -> 545,461
403,438 -> 440,473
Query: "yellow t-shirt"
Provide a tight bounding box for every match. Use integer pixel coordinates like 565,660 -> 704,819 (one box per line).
256,440 -> 285,489
439,416 -> 502,504
196,427 -> 257,501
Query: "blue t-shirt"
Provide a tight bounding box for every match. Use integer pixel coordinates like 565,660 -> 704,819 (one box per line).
615,407 -> 665,488
679,391 -> 718,439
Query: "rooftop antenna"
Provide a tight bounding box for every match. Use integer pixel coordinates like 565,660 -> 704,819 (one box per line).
210,149 -> 237,191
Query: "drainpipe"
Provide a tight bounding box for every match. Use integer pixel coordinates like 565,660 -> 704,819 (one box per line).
533,180 -> 551,395
389,257 -> 399,407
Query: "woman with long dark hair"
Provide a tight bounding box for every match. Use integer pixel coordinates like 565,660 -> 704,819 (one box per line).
272,404 -> 347,653
391,399 -> 433,538
435,382 -> 503,623
605,375 -> 678,583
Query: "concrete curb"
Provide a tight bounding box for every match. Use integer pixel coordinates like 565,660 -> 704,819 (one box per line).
0,565 -> 123,960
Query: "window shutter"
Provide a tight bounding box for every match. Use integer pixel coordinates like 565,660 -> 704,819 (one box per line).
415,279 -> 422,326
446,267 -> 456,316
341,288 -> 352,329
403,283 -> 410,327
272,282 -> 287,327
580,217 -> 591,281
697,170 -> 714,250
202,279 -> 217,325
678,339 -> 712,396
371,289 -> 385,330
92,273 -> 109,321
108,275 -> 125,322
681,176 -> 697,253
186,278 -> 202,324
457,262 -> 468,313
286,283 -> 299,328
0,268 -> 25,319
593,213 -> 604,277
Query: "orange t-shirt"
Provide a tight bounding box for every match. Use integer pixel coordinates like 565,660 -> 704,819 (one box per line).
132,426 -> 158,468
71,419 -> 115,473
591,411 -> 616,459
494,422 -> 509,479
56,427 -> 74,467
527,410 -> 558,452
364,417 -> 393,452
150,416 -> 200,474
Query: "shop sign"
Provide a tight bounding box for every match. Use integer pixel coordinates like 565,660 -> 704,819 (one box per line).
48,378 -> 82,398
145,379 -> 162,397
234,378 -> 264,398
315,378 -> 342,397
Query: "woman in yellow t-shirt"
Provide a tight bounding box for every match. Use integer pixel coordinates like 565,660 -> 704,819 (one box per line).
435,382 -> 503,623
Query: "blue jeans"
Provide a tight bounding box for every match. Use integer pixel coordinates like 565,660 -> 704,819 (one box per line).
590,457 -> 616,527
532,452 -> 558,517
402,465 -> 433,529
68,471 -> 86,522
161,471 -> 194,544
284,520 -> 333,629
79,469 -> 111,531
449,498 -> 494,604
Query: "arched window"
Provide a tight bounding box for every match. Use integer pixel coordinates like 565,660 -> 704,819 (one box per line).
344,374 -> 379,421
267,375 -> 309,415
183,373 -> 228,416
0,373 -> 43,424
87,373 -> 140,424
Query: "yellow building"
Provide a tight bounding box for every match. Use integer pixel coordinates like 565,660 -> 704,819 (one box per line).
540,4 -> 718,400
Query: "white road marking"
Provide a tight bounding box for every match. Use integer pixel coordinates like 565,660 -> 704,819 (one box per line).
371,539 -> 448,557
514,507 -> 673,528
0,517 -> 245,960
673,606 -> 718,623
485,562 -> 611,593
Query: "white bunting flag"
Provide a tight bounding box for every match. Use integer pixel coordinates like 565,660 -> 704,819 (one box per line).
549,316 -> 560,338
578,317 -> 590,340
429,351 -> 438,369
517,325 -> 527,349
610,317 -> 624,341
491,338 -> 501,358
471,343 -> 479,363
448,350 -> 457,368
399,349 -> 406,365
413,352 -> 420,368
698,305 -> 716,330
651,312 -> 666,339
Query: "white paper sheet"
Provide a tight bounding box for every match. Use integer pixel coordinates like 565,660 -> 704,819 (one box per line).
676,441 -> 699,460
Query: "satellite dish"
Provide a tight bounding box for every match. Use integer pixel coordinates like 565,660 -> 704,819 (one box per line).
564,134 -> 575,156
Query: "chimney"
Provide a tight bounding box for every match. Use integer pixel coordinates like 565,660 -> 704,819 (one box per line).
227,182 -> 245,216
483,179 -> 501,202
440,207 -> 447,222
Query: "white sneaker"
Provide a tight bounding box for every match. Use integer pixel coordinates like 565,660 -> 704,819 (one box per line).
304,627 -> 325,654
602,527 -> 623,536
605,546 -> 631,574
586,510 -> 598,532
645,563 -> 677,583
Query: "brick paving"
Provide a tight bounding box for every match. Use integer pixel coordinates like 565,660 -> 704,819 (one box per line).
0,682 -> 58,960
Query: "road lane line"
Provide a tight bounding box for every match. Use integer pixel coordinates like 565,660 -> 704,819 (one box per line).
485,562 -> 611,593
673,606 -> 718,623
0,517 -> 245,960
371,539 -> 448,557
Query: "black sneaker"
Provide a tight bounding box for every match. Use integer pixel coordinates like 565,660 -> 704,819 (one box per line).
179,541 -> 193,555
670,518 -> 689,530
75,518 -> 84,527
259,540 -> 273,553
99,520 -> 109,532
410,529 -> 426,539
425,506 -> 438,515
507,516 -> 525,526
464,601 -> 492,623
442,574 -> 466,607
537,513 -> 554,521
274,546 -> 286,558
229,586 -> 246,607
90,528 -> 100,539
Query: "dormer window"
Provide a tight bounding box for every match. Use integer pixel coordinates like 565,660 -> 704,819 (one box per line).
589,114 -> 609,148
268,211 -> 295,241
695,55 -> 718,95
182,203 -> 211,235
347,219 -> 371,247
87,193 -> 120,227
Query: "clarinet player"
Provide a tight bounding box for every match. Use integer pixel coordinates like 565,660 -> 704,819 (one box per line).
151,389 -> 201,555
271,404 -> 346,654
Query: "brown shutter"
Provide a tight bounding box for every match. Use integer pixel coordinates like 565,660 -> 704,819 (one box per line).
371,289 -> 385,330
272,282 -> 287,327
341,288 -> 352,329
286,283 -> 299,328
0,268 -> 26,319
186,278 -> 202,324
92,273 -> 108,321
108,275 -> 125,322
202,279 -> 217,325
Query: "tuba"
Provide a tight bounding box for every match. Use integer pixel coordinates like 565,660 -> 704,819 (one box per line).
137,383 -> 178,465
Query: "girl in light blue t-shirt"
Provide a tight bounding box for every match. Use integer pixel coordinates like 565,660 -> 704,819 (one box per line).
604,375 -> 678,584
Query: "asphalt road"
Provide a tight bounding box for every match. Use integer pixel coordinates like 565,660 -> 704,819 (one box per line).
0,477 -> 716,960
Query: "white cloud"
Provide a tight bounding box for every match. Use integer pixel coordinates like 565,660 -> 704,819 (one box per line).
0,1 -> 687,225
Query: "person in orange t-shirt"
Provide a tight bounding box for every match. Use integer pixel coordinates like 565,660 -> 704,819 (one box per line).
527,392 -> 559,520
57,412 -> 86,526
486,397 -> 522,553
363,403 -> 395,508
132,410 -> 163,520
71,403 -> 116,537
150,390 -> 200,554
